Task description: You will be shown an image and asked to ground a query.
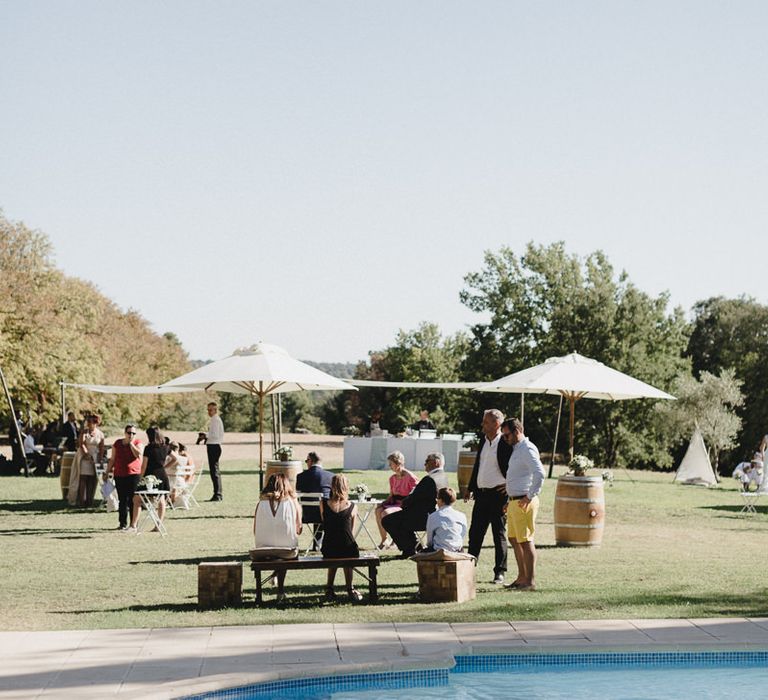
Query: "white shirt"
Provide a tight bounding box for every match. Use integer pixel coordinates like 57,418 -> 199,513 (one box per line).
477,433 -> 505,489
506,436 -> 546,499
23,434 -> 38,455
207,414 -> 224,444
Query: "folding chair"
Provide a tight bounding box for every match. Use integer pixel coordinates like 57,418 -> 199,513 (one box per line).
740,477 -> 768,514
168,464 -> 195,510
297,492 -> 324,555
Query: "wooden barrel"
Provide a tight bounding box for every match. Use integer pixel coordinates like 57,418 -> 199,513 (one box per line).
554,475 -> 605,546
265,461 -> 301,491
457,451 -> 476,499
59,451 -> 76,500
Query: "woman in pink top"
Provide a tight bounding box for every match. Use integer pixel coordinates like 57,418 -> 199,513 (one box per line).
104,425 -> 143,530
375,450 -> 417,549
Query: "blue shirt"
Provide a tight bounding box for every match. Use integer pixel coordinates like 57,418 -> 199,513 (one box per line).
505,436 -> 545,499
426,505 -> 467,552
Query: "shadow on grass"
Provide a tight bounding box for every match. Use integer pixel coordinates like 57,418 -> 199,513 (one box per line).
0,527 -> 104,536
130,554 -> 250,565
699,504 -> 768,516
0,499 -> 74,514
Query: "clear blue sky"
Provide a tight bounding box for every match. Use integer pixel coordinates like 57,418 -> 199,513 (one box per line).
2,1 -> 767,365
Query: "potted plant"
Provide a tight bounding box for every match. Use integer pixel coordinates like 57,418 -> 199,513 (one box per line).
354,483 -> 370,501
554,453 -> 606,547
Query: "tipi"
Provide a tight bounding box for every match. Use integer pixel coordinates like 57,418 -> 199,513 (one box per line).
674,427 -> 718,486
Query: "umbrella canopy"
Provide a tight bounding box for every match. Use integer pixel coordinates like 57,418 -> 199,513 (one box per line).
476,352 -> 675,458
160,342 -> 357,485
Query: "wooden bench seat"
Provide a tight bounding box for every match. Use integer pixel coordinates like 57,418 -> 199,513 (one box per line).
249,554 -> 380,605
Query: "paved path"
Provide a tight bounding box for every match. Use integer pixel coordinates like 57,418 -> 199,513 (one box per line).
2,618 -> 768,699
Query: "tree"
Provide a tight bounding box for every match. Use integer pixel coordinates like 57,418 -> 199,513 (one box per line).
657,369 -> 744,473
460,242 -> 690,468
687,296 -> 768,455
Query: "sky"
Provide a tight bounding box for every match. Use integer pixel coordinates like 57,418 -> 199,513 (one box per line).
2,1 -> 767,365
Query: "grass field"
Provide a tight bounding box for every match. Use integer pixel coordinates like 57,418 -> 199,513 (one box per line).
1,461 -> 767,631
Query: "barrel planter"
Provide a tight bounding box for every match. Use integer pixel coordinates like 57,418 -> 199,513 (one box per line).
59,451 -> 76,500
457,450 -> 476,499
265,460 -> 302,491
553,474 -> 605,546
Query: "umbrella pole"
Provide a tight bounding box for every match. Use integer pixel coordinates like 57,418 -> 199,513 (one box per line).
549,394 -> 563,479
569,394 -> 575,461
259,391 -> 264,492
520,393 -> 525,428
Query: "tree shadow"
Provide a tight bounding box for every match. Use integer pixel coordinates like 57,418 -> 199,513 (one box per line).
0,499 -> 74,514
0,527 -> 104,537
699,504 -> 766,516
130,554 -> 250,565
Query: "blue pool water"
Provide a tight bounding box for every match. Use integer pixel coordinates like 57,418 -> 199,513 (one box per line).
186,652 -> 768,700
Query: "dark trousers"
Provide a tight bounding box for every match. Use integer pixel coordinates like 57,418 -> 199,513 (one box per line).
468,489 -> 508,575
207,444 -> 222,498
383,509 -> 427,557
115,474 -> 140,528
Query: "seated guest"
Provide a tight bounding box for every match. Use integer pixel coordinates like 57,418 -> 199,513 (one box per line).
320,474 -> 361,602
253,473 -> 303,604
383,452 -> 449,558
375,451 -> 417,549
296,452 -> 334,549
734,459 -> 763,492
412,410 -> 436,432
425,487 -> 467,553
165,441 -> 196,506
22,428 -> 47,474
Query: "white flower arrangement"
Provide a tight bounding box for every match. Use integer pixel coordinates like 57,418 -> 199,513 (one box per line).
568,454 -> 595,477
139,474 -> 161,491
355,483 -> 370,499
602,469 -> 614,486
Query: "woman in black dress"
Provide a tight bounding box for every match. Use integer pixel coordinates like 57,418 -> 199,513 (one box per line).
128,426 -> 170,531
320,474 -> 362,602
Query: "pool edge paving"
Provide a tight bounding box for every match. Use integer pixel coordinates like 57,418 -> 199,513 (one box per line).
2,619 -> 768,699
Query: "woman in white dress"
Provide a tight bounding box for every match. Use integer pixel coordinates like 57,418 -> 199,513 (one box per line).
68,415 -> 104,507
253,473 -> 303,603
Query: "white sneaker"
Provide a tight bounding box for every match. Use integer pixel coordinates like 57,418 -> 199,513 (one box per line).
123,526 -> 138,534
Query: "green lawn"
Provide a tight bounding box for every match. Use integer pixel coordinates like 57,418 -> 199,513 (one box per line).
1,461 -> 767,631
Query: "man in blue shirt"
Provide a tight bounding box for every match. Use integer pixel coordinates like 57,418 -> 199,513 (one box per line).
296,452 -> 334,551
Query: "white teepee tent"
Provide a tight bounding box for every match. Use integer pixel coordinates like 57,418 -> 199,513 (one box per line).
674,427 -> 718,486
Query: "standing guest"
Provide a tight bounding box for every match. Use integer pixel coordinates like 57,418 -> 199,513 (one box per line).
412,410 -> 436,432
104,425 -> 143,530
383,452 -> 449,557
296,452 -> 334,550
320,474 -> 362,602
375,451 -> 418,549
365,409 -> 385,436
425,487 -> 467,553
253,473 -> 303,604
68,415 -> 104,507
128,427 -> 170,532
206,402 -> 224,501
502,418 -> 545,591
61,411 -> 79,451
466,409 -> 513,584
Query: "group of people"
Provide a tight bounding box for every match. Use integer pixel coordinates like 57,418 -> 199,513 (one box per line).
251,406 -> 545,602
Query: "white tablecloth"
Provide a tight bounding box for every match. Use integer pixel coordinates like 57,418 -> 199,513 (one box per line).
343,437 -> 462,472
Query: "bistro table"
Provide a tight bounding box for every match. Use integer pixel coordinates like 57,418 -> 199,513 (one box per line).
352,497 -> 383,551
137,489 -> 170,536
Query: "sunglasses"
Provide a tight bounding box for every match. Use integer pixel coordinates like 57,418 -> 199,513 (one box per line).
126,431 -> 136,436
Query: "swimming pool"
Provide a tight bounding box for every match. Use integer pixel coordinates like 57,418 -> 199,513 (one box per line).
184,651 -> 768,699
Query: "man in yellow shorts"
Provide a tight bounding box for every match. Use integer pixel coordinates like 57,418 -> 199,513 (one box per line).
502,418 -> 545,591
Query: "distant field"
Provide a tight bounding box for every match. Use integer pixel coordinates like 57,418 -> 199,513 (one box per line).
1,461 -> 767,631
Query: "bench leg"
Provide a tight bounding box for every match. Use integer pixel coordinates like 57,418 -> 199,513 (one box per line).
255,570 -> 263,605
369,563 -> 378,602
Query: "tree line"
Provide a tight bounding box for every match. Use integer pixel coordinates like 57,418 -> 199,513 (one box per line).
2,211 -> 764,472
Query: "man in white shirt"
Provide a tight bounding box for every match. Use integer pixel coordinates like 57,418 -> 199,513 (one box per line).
502,418 -> 545,591
206,402 -> 225,501
466,409 -> 513,584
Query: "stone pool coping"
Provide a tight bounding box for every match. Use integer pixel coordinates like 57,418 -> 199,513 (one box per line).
2,618 -> 768,699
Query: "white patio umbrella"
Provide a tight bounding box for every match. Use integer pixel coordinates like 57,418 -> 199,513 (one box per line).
160,342 -> 357,487
476,352 -> 675,459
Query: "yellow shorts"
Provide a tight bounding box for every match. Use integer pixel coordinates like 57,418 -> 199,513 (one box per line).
507,495 -> 539,543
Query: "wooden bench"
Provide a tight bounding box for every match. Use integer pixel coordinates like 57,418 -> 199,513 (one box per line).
250,555 -> 380,605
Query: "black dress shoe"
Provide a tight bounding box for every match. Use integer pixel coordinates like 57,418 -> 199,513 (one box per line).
208,495 -> 222,502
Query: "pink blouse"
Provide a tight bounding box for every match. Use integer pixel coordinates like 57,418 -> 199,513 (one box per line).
389,470 -> 417,499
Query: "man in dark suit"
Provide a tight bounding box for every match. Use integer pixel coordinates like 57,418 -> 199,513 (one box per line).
383,452 -> 449,557
466,409 -> 513,584
295,452 -> 334,549
61,412 -> 79,452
